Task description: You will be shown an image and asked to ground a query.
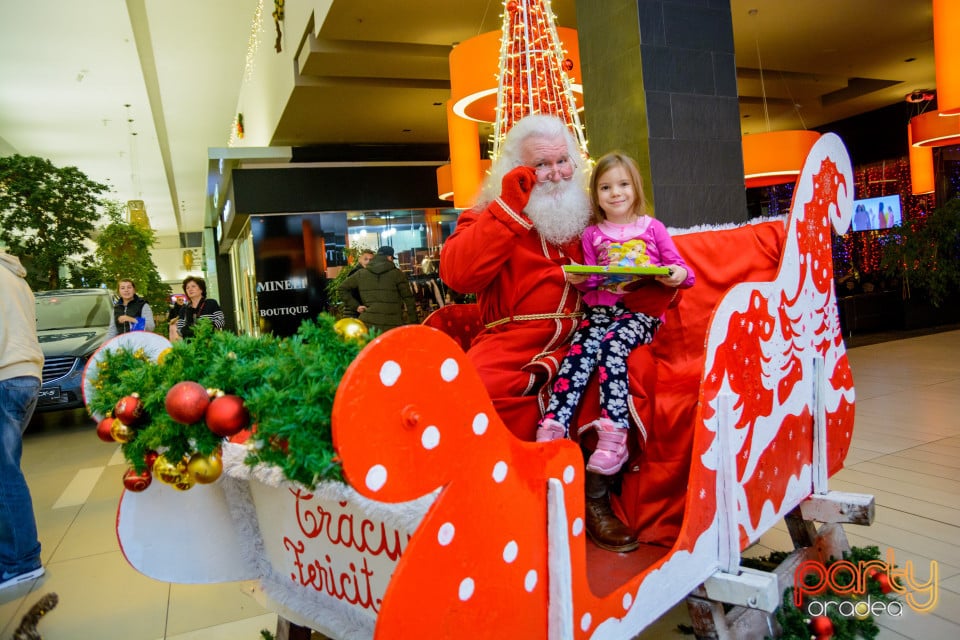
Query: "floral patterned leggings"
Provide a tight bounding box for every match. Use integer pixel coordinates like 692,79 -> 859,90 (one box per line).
542,303 -> 660,435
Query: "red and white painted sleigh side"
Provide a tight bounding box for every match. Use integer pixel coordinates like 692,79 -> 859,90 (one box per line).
113,133 -> 868,639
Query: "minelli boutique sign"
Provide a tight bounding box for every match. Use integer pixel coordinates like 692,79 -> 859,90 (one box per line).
254,275 -> 319,336
251,213 -> 348,337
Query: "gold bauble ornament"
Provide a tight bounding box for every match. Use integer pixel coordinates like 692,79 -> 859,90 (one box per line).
172,473 -> 196,491
110,420 -> 135,443
852,597 -> 871,620
187,451 -> 223,484
153,454 -> 186,485
333,318 -> 368,341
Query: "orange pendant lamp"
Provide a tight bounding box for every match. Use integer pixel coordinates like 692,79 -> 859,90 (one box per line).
910,109 -> 960,148
742,130 -> 821,188
450,27 -> 582,124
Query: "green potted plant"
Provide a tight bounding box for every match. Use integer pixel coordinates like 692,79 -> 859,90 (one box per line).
880,197 -> 960,327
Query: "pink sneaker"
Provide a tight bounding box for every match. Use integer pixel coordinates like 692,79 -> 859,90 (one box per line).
536,418 -> 567,442
581,418 -> 629,475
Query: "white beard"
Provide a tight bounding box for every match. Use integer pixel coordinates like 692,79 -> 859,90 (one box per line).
525,179 -> 592,246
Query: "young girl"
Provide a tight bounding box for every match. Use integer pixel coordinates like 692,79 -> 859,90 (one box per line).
536,151 -> 695,475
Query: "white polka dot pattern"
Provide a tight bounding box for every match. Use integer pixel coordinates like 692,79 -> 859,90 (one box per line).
379,360 -> 401,386
472,412 -> 489,435
458,577 -> 475,601
365,464 -> 387,492
502,541 -> 518,563
492,461 -> 507,483
524,570 -> 537,592
440,357 -> 459,381
572,517 -> 583,537
421,425 -> 440,450
437,522 -> 455,546
580,612 -> 592,631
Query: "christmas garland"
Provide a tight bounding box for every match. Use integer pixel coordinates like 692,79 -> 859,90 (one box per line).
87,314 -> 368,491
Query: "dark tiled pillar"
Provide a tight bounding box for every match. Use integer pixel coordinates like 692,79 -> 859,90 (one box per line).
575,0 -> 747,227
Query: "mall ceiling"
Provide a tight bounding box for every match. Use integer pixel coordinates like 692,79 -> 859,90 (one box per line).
0,0 -> 936,243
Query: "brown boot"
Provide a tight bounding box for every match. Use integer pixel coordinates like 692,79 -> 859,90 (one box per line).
584,472 -> 639,552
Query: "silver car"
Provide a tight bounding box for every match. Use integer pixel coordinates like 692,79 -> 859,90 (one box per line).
34,288 -> 114,412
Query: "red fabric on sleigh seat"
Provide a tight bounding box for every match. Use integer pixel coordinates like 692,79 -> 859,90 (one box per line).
423,304 -> 485,352
616,220 -> 787,546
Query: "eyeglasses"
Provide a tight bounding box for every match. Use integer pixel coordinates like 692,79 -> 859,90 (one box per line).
533,155 -> 577,182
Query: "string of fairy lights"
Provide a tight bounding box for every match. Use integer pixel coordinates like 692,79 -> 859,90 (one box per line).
836,158 -> 935,284
229,0 -> 265,146
492,0 -> 588,158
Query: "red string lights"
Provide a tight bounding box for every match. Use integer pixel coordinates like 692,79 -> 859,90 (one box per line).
493,0 -> 587,157
830,157 -> 936,289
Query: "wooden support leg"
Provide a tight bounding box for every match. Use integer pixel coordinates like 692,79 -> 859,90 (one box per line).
784,505 -> 819,548
686,596 -> 728,640
686,518 -> 857,639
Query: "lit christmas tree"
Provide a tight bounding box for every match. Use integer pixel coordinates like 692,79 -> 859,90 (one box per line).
493,0 -> 587,158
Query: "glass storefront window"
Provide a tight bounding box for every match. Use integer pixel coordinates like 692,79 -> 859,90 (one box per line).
345,208 -> 461,275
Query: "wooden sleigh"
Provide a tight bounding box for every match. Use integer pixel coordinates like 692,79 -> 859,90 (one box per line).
109,134 -> 873,639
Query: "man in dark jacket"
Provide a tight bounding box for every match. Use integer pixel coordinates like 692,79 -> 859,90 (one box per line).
339,246 -> 416,333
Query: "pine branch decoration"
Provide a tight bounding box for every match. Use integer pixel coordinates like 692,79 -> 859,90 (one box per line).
88,314 -> 367,487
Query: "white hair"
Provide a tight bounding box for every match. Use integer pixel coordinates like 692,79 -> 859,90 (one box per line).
477,114 -> 591,245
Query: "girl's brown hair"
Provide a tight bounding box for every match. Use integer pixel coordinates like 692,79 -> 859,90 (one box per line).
589,151 -> 649,225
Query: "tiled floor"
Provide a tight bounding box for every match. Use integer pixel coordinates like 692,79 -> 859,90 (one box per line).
3,330 -> 958,639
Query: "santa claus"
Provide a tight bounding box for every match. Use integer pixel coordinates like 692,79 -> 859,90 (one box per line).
443,114 -> 688,552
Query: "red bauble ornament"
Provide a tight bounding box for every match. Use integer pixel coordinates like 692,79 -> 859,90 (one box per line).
122,468 -> 152,492
874,572 -> 894,594
562,58 -> 574,71
808,615 -> 834,638
96,417 -> 118,443
205,394 -> 250,437
144,450 -> 159,470
114,393 -> 144,426
506,0 -> 518,12
165,381 -> 211,424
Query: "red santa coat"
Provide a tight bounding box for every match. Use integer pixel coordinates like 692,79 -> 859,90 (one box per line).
441,200 -> 673,447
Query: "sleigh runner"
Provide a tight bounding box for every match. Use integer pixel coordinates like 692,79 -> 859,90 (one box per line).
104,133 -> 873,639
